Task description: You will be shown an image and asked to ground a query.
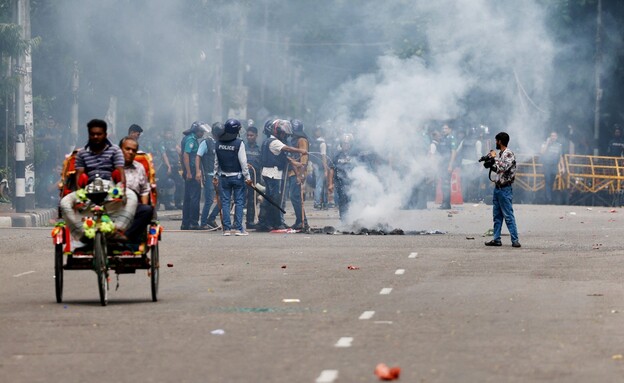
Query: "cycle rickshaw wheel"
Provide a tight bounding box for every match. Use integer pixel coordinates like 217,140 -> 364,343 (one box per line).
94,232 -> 108,306
150,244 -> 159,302
54,244 -> 63,303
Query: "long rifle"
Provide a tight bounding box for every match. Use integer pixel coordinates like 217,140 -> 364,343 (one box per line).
247,183 -> 286,214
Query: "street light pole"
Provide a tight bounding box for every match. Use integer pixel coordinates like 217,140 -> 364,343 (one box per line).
14,0 -> 34,212
593,0 -> 603,156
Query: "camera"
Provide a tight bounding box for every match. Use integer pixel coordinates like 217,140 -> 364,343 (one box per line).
478,154 -> 495,169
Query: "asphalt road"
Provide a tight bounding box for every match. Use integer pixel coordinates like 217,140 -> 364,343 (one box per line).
2,203 -> 624,382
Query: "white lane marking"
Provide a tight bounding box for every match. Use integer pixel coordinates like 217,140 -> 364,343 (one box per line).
359,311 -> 375,320
282,299 -> 300,303
13,270 -> 35,278
409,252 -> 418,258
395,269 -> 405,275
334,337 -> 353,348
380,287 -> 393,295
316,370 -> 338,383
374,321 -> 394,325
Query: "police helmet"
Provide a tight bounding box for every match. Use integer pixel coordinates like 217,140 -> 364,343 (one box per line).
290,119 -> 307,139
272,119 -> 292,139
263,119 -> 275,137
211,122 -> 224,138
341,133 -> 354,147
221,118 -> 242,141
191,120 -> 209,133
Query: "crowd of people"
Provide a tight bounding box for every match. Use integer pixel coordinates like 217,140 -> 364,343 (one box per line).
47,115 -> 624,240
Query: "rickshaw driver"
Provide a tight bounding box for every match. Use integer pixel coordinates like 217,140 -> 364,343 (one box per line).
60,119 -> 137,242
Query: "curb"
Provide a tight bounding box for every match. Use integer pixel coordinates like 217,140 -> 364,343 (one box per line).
0,208 -> 58,228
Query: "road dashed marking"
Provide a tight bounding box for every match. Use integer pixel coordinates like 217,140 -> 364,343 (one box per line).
334,337 -> 353,348
316,370 -> 338,382
395,269 -> 405,275
359,311 -> 375,320
380,287 -> 392,295
13,270 -> 35,278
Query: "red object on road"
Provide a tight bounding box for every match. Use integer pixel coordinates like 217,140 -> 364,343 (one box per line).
347,265 -> 360,270
374,363 -> 401,381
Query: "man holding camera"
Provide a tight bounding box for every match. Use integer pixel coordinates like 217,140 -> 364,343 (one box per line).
482,132 -> 521,248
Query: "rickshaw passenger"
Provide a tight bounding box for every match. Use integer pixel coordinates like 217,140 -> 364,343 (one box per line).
119,136 -> 154,243
60,119 -> 137,241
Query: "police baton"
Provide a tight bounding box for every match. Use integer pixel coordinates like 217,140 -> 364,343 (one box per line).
247,183 -> 286,214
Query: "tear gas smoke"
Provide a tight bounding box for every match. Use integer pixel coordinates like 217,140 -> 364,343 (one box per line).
324,0 -> 555,230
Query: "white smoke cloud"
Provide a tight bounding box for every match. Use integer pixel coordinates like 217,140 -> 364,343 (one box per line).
325,0 -> 555,230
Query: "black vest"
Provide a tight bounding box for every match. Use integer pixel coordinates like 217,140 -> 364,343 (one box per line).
216,139 -> 243,173
246,142 -> 261,170
261,137 -> 287,170
200,138 -> 216,174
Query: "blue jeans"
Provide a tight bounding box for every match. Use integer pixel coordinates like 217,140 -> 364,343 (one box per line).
182,178 -> 201,228
219,175 -> 246,231
313,163 -> 326,206
288,175 -> 308,228
492,185 -> 519,243
200,178 -> 215,226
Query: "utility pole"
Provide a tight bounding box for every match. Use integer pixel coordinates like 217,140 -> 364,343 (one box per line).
593,0 -> 603,156
70,61 -> 79,149
14,0 -> 34,212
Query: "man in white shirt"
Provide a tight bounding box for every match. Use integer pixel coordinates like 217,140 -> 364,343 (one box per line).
256,119 -> 307,231
120,136 -> 153,243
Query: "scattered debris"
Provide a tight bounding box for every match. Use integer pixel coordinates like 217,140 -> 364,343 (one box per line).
282,299 -> 300,303
281,265 -> 287,269
587,207 -> 593,211
611,310 -> 619,314
587,293 -> 604,297
612,354 -> 623,360
592,244 -> 603,250
569,212 -> 577,215
210,329 -> 225,335
309,226 -> 337,234
347,265 -> 360,270
167,263 -> 173,267
610,209 -> 617,213
483,228 -> 494,237
374,363 -> 401,381
466,236 -> 475,240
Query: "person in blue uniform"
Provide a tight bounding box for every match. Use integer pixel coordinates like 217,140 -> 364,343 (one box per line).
213,119 -> 253,236
180,121 -> 207,230
328,133 -> 355,221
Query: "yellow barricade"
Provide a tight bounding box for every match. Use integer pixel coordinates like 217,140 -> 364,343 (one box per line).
515,154 -> 624,196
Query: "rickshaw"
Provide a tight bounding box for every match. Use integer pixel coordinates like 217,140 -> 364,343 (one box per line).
52,150 -> 163,306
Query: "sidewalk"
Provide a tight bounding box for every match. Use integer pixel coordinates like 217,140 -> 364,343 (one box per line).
0,203 -> 57,228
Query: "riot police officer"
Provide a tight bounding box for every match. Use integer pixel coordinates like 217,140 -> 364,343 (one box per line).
287,119 -> 309,230
256,119 -> 307,231
158,127 -> 183,210
213,119 -> 252,235
437,123 -> 457,210
180,121 -> 207,230
328,133 -> 355,221
196,122 -> 217,229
